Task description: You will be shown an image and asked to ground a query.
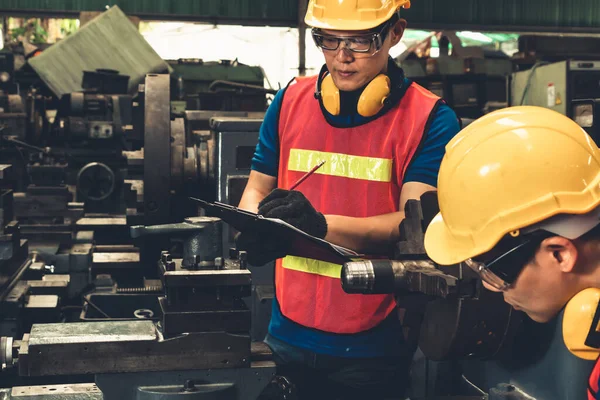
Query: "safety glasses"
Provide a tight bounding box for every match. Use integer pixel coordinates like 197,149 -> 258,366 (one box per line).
311,22 -> 392,57
464,230 -> 554,291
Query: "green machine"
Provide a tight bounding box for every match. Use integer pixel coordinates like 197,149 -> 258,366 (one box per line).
168,59 -> 275,113
511,60 -> 600,145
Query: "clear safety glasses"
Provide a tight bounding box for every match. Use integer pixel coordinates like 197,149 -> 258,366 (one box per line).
463,230 -> 553,291
311,22 -> 392,57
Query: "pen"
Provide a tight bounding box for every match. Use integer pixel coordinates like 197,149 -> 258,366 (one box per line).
288,160 -> 326,191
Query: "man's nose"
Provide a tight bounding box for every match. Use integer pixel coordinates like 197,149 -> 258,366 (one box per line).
335,42 -> 354,62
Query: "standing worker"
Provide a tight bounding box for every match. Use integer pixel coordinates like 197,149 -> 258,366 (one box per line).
237,0 -> 460,398
424,106 -> 600,400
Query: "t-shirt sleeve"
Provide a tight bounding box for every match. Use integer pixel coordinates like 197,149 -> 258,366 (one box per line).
403,103 -> 461,187
250,89 -> 285,178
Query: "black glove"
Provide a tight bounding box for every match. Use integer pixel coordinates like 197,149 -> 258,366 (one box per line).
258,189 -> 328,239
235,231 -> 290,266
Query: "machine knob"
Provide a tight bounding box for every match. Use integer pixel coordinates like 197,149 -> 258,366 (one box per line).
77,162 -> 115,202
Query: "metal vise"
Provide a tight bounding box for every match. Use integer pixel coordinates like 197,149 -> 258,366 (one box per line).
131,217 -> 251,338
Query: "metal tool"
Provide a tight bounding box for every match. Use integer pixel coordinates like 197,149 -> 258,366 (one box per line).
131,217 -> 223,269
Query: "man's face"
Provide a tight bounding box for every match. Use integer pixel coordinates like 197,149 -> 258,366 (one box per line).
320,20 -> 406,92
483,239 -> 579,323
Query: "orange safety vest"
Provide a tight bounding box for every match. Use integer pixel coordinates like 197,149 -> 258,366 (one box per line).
275,75 -> 441,334
589,357 -> 600,400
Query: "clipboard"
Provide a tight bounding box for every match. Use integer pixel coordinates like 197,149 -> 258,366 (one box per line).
190,197 -> 363,265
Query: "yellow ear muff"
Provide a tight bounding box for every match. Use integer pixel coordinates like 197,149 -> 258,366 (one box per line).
319,73 -> 392,118
321,74 -> 341,116
358,74 -> 391,118
563,288 -> 600,360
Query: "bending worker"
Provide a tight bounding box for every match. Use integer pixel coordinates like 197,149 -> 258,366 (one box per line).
237,0 -> 460,398
424,106 -> 600,400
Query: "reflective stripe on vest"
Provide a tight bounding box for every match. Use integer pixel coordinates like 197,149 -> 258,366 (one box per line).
276,75 -> 441,334
288,149 -> 393,183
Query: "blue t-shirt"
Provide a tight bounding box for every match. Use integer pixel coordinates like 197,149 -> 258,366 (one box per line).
251,78 -> 461,358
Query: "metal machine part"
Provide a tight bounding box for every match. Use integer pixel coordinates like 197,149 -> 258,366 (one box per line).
0,336 -> 14,370
57,92 -> 133,141
18,320 -> 252,376
142,74 -> 172,227
418,277 -> 522,361
130,215 -> 251,336
157,250 -> 251,337
131,217 -> 223,269
341,259 -> 459,297
0,96 -> 27,141
5,328 -> 275,400
76,162 -> 115,202
342,192 -> 523,363
210,118 -> 262,249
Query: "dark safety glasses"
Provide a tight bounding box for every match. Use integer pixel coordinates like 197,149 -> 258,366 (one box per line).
463,230 -> 554,291
311,22 -> 392,57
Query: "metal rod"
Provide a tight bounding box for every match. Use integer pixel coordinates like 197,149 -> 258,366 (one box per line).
2,136 -> 47,154
83,297 -> 111,319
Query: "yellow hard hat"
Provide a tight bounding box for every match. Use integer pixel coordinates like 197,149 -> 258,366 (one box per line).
305,0 -> 411,31
424,106 -> 600,266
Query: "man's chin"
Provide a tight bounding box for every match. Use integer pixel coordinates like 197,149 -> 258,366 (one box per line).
525,311 -> 553,324
335,82 -> 361,92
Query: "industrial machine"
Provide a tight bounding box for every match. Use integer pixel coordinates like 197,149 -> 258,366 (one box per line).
511,59 -> 600,145
169,58 -> 275,113
0,216 -> 276,399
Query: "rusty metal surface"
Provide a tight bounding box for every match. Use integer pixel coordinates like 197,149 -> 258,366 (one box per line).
92,252 -> 140,264
76,217 -> 127,227
143,74 -> 171,227
28,321 -> 157,346
163,268 -> 251,288
25,295 -> 59,309
11,384 -> 102,399
20,321 -> 251,376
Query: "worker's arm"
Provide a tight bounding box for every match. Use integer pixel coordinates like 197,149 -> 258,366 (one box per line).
324,104 -> 460,253
324,182 -> 436,254
238,170 -> 277,213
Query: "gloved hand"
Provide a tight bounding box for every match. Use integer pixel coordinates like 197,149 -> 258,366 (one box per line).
258,189 -> 328,239
235,231 -> 290,266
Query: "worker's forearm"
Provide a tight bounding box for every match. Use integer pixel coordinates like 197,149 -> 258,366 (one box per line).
238,188 -> 265,213
324,212 -> 405,254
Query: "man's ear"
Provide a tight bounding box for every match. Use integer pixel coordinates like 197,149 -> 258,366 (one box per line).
390,19 -> 407,46
540,236 -> 578,273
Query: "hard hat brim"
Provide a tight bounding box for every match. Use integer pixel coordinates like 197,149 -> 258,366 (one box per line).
304,16 -> 391,31
424,213 -> 478,266
425,203 -> 600,267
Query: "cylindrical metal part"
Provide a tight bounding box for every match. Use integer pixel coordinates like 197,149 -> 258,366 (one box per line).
341,259 -> 437,294
182,216 -> 223,269
0,336 -> 13,370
